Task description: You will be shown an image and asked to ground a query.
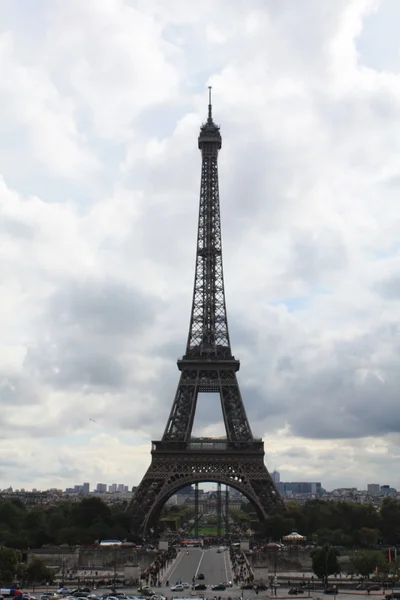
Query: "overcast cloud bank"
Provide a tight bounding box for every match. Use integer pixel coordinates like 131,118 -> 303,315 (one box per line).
0,0 -> 400,490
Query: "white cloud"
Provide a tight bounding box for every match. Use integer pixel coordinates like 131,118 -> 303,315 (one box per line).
0,0 -> 399,493
0,33 -> 97,178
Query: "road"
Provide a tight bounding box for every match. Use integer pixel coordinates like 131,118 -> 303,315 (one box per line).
163,546 -> 234,590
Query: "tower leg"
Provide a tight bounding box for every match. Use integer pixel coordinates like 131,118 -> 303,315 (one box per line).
225,485 -> 229,536
194,482 -> 199,538
217,482 -> 222,537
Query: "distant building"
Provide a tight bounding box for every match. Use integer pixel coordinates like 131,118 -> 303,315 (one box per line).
380,485 -> 397,498
82,482 -> 90,494
117,484 -> 125,492
96,483 -> 107,493
367,483 -> 380,497
108,483 -> 117,493
278,482 -> 322,496
272,470 -> 280,484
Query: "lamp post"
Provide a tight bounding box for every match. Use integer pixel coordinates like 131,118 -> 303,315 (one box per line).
113,546 -> 117,592
325,546 -> 331,587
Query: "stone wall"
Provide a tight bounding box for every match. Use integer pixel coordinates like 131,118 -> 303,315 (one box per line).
249,548 -> 313,573
27,547 -> 157,571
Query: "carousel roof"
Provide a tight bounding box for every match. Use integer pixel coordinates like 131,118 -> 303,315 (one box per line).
282,531 -> 306,540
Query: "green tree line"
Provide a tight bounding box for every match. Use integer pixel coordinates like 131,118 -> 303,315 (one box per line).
258,498 -> 400,547
0,497 -> 131,549
1,496 -> 400,549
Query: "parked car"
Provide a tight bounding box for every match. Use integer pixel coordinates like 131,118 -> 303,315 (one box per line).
197,574 -> 205,580
194,584 -> 207,591
57,590 -> 71,596
288,589 -> 303,595
170,586 -> 184,592
368,586 -> 381,591
324,588 -> 338,595
223,581 -> 233,588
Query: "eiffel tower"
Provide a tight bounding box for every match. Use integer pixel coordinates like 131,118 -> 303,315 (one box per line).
128,89 -> 284,536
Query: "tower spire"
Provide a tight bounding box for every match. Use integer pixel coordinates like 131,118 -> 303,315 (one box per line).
208,85 -> 212,121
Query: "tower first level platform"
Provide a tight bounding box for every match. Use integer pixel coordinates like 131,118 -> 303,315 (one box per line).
130,438 -> 282,535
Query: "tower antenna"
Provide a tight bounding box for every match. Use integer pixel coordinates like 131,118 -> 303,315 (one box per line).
208,85 -> 212,120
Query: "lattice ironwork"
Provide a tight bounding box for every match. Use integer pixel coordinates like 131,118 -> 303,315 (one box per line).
129,444 -> 283,535
127,90 -> 283,537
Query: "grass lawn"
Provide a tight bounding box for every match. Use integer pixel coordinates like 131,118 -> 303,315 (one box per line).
197,524 -> 226,536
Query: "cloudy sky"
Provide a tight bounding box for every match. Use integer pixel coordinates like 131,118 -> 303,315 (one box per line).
1,0 -> 400,493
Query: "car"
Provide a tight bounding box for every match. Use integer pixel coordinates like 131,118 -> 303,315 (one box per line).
222,582 -> 233,588
181,584 -> 190,590
211,585 -> 226,591
323,588 -> 338,595
288,589 -> 303,595
170,586 -> 184,592
197,574 -> 205,580
58,591 -> 71,596
194,584 -> 207,591
241,584 -> 253,590
368,585 -> 381,592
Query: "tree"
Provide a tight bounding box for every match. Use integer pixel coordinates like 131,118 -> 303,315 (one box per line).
381,499 -> 400,545
349,550 -> 387,579
0,546 -> 20,585
358,527 -> 381,547
311,546 -> 340,584
263,514 -> 296,540
26,557 -> 54,584
71,497 -> 112,528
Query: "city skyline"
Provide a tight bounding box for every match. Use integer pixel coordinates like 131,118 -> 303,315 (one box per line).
1,1 -> 400,491
1,478 -> 398,496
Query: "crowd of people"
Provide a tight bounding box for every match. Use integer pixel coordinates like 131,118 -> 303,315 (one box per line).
140,548 -> 177,588
230,547 -> 254,585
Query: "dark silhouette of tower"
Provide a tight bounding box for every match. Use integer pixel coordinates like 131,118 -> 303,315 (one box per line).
127,89 -> 284,536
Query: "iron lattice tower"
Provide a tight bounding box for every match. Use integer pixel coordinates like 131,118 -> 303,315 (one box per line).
127,89 -> 284,536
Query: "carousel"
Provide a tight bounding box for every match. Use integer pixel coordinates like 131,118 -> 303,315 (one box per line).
282,531 -> 306,545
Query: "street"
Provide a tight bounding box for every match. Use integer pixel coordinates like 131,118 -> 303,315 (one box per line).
163,546 -> 234,589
